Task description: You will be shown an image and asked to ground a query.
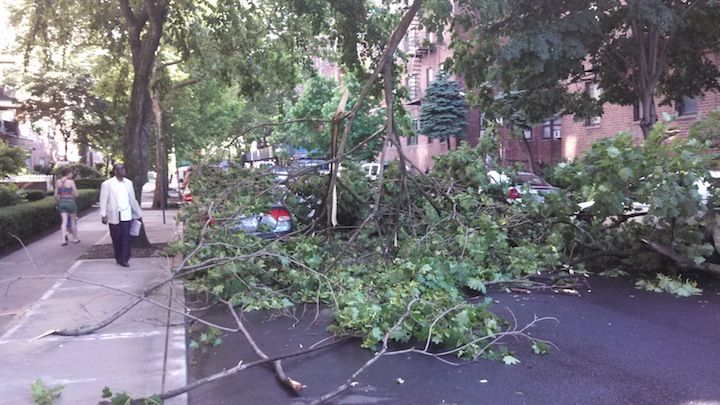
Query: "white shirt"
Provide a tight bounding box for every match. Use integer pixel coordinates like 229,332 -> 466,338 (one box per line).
109,177 -> 132,222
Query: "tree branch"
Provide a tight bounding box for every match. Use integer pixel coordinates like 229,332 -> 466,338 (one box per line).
310,297 -> 420,404
225,301 -> 305,394
643,239 -> 720,277
325,0 -> 423,231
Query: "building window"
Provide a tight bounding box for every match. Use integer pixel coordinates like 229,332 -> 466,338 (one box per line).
523,128 -> 533,140
676,96 -> 699,116
585,82 -> 602,126
412,118 -> 420,133
427,136 -> 434,144
542,118 -> 561,139
439,136 -> 446,143
408,136 -> 418,146
426,68 -> 434,87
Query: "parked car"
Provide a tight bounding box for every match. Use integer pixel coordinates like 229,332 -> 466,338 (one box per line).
296,158 -> 330,175
180,166 -> 195,203
271,166 -> 290,183
180,171 -> 293,239
579,170 -> 720,217
231,204 -> 294,239
487,170 -> 561,202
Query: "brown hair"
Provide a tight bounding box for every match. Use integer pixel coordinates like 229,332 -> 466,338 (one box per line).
61,167 -> 74,177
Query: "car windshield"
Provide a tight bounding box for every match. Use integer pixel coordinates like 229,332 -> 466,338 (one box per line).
514,173 -> 551,187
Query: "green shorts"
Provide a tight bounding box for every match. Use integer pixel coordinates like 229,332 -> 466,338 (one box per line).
57,199 -> 77,214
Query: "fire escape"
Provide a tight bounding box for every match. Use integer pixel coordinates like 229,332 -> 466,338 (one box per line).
405,17 -> 431,105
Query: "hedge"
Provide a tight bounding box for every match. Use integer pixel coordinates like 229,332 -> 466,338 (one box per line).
52,163 -> 102,179
24,190 -> 47,201
0,189 -> 99,252
0,184 -> 23,207
74,178 -> 104,189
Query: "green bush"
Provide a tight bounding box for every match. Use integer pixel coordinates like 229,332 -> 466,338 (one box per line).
52,163 -> 101,179
0,184 -> 23,207
24,190 -> 47,201
75,189 -> 99,209
74,178 -> 104,189
0,189 -> 99,252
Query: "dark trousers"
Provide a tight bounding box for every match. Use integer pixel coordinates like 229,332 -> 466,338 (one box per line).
109,220 -> 132,265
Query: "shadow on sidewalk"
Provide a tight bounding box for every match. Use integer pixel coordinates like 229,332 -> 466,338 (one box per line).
78,243 -> 170,260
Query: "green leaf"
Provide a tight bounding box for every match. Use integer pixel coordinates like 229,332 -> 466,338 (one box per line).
531,341 -> 550,355
618,167 -> 633,181
454,309 -> 470,327
466,278 -> 487,293
31,379 -> 64,405
211,284 -> 224,295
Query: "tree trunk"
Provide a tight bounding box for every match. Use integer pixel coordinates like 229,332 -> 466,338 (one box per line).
126,65 -> 153,247
639,91 -> 656,140
120,0 -> 169,247
62,130 -> 71,161
151,89 -> 168,209
630,16 -> 667,140
522,135 -> 538,174
77,134 -> 89,164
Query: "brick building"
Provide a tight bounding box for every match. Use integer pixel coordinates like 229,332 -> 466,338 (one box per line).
506,81 -> 720,170
382,19 -> 482,173
391,18 -> 720,173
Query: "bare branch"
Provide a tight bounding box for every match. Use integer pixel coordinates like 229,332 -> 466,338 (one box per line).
157,338 -> 344,400
225,301 -> 305,393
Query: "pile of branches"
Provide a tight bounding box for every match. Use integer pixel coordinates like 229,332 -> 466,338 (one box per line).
175,142 -> 577,355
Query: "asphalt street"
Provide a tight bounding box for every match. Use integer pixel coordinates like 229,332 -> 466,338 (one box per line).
186,275 -> 720,405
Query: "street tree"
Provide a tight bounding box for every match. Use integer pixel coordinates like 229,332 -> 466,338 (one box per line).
18,70 -> 119,164
451,0 -> 720,138
20,72 -> 93,161
276,74 -> 386,162
0,141 -> 27,177
419,73 -> 467,144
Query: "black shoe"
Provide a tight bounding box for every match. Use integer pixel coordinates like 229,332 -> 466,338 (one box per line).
119,262 -> 130,267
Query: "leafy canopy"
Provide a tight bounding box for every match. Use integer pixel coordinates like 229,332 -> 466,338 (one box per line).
450,0 -> 720,134
274,74 -> 386,162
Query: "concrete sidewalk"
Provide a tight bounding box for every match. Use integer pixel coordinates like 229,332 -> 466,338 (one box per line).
0,209 -> 187,404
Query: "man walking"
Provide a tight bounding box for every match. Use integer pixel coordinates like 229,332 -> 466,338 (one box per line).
100,163 -> 143,267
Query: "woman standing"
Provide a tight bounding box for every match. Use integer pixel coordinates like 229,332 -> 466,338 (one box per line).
55,167 -> 80,245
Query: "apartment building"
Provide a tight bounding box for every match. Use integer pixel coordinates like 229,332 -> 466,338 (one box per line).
382,19 -> 482,173
391,19 -> 720,173
507,81 -> 720,170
